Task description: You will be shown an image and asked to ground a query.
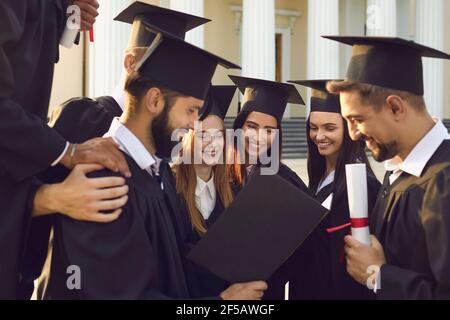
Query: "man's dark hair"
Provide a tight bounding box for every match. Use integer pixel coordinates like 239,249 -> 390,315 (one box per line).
326,80 -> 426,112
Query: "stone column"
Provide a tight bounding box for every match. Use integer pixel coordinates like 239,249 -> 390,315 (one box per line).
366,0 -> 397,36
306,0 -> 340,113
241,0 -> 275,80
170,0 -> 205,48
416,0 -> 444,118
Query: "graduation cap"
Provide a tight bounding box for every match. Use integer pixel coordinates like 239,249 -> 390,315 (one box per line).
322,36 -> 450,95
114,1 -> 210,47
229,75 -> 305,123
289,80 -> 342,113
200,85 -> 236,120
135,24 -> 240,100
187,174 -> 328,283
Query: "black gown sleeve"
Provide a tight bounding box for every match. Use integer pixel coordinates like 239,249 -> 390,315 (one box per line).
20,98 -> 109,291
378,167 -> 450,299
0,1 -> 67,182
50,169 -> 181,299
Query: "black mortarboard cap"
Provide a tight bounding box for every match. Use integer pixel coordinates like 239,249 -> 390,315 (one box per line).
135,24 -> 240,100
322,36 -> 450,95
289,79 -> 342,113
200,85 -> 236,120
229,75 -> 305,123
187,174 -> 328,283
114,1 -> 210,47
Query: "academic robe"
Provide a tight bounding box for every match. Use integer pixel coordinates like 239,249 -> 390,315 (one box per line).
185,196 -> 231,298
298,172 -> 381,300
0,0 -> 69,299
232,162 -> 310,300
372,140 -> 450,299
37,154 -> 192,299
19,96 -> 123,297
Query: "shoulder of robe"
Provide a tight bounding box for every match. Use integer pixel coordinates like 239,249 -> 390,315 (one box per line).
279,162 -> 308,191
83,161 -> 155,199
424,165 -> 450,196
278,162 -> 298,177
418,166 -> 450,226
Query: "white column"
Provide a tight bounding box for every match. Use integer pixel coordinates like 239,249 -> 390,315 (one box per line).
89,0 -> 131,97
416,0 -> 444,118
241,0 -> 275,80
366,0 -> 397,36
170,0 -> 204,48
307,0 -> 340,112
159,0 -> 170,9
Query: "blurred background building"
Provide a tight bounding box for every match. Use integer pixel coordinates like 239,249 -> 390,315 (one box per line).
50,0 -> 450,161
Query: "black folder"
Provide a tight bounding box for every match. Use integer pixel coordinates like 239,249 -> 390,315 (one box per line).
187,173 -> 328,283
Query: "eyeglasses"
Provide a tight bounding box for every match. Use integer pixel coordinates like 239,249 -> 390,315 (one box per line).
194,130 -> 224,141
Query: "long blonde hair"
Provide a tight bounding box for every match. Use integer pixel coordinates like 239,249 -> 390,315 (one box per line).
174,116 -> 234,236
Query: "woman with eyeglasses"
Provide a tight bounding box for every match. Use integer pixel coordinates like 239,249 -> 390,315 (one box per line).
174,86 -> 238,298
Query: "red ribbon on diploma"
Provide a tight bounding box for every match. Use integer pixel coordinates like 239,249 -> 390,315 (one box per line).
89,28 -> 94,42
326,217 -> 369,263
326,217 -> 369,233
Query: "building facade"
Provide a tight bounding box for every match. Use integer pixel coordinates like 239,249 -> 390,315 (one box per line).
50,0 -> 450,119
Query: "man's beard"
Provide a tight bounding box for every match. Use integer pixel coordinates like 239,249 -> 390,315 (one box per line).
364,136 -> 399,162
151,103 -> 177,160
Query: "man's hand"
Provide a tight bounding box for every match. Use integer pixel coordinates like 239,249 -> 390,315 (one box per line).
60,137 -> 131,177
345,235 -> 386,285
220,281 -> 268,300
33,164 -> 128,223
72,0 -> 99,31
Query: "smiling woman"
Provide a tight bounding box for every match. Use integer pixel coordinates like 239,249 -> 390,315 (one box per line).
173,86 -> 236,298
309,112 -> 345,160
287,79 -> 381,300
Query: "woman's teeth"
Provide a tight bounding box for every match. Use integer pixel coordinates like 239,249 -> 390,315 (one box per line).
318,142 -> 332,148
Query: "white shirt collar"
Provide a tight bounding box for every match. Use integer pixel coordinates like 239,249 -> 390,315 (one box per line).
316,170 -> 335,195
384,120 -> 450,178
195,173 -> 216,220
195,173 -> 215,197
104,117 -> 160,172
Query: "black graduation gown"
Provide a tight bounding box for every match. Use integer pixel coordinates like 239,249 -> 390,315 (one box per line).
232,162 -> 310,300
37,154 -> 191,299
19,96 -> 123,297
302,172 -> 381,300
372,140 -> 450,299
185,197 -> 231,298
0,0 -> 69,299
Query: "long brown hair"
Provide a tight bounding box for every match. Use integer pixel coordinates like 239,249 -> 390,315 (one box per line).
174,116 -> 234,236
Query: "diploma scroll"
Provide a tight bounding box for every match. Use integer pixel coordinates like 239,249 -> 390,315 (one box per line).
345,163 -> 371,246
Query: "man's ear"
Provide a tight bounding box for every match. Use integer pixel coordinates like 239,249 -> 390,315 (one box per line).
144,87 -> 163,115
124,52 -> 137,75
386,95 -> 407,120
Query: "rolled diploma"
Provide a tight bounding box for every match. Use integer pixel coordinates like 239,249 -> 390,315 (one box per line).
345,163 -> 371,246
60,25 -> 79,48
284,281 -> 289,300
